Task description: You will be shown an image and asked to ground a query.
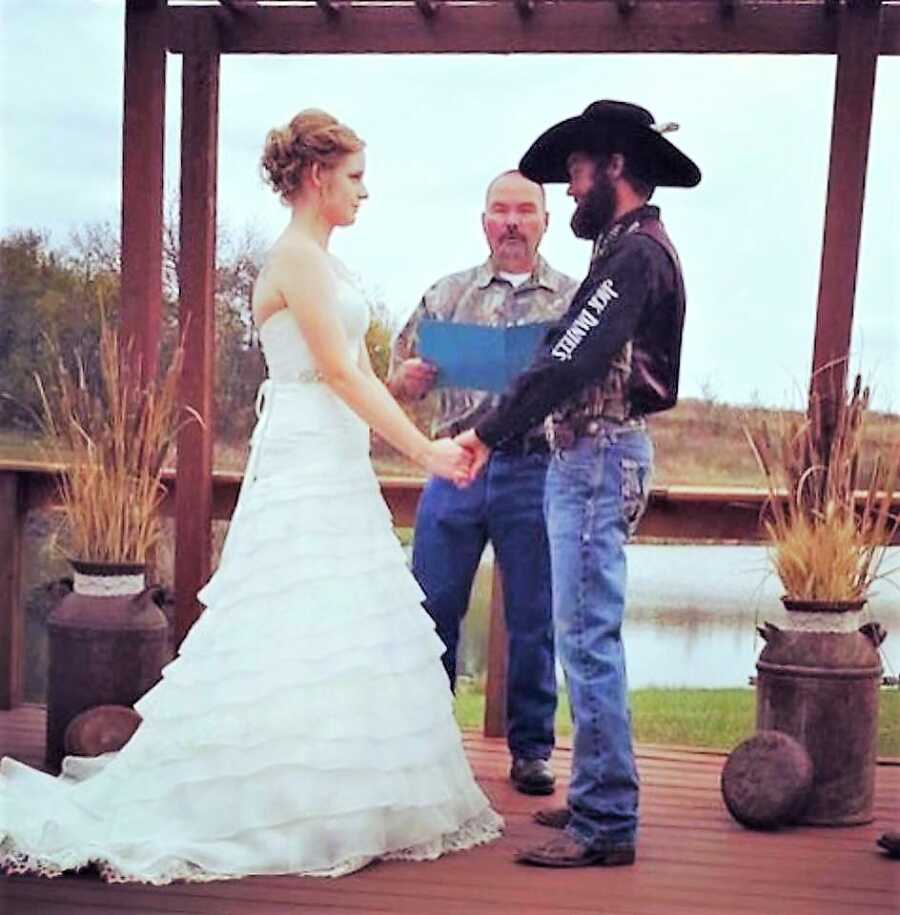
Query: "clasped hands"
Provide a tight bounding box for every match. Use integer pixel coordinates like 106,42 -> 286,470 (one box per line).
426,430 -> 491,488
394,358 -> 490,487
453,430 -> 491,488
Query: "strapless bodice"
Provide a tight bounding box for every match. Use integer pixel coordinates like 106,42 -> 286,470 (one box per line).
257,266 -> 369,382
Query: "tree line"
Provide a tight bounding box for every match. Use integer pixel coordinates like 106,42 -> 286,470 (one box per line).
0,221 -> 395,446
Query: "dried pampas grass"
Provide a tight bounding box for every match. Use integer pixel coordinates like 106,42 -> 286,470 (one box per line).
35,319 -> 193,564
745,372 -> 899,602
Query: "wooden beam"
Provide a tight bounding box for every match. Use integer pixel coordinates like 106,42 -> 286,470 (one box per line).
121,0 -> 166,379
0,473 -> 24,709
515,0 -> 536,17
175,43 -> 220,648
168,1 -> 900,56
414,0 -> 439,16
810,1 -> 882,409
314,0 -> 343,16
4,462 -> 898,546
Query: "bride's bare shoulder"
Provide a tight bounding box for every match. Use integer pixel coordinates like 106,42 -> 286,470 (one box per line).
267,234 -> 329,276
252,236 -> 326,324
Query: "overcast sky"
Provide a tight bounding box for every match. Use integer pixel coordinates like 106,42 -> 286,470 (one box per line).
2,1 -> 898,410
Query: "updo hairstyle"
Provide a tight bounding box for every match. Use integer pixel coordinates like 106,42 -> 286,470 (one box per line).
260,109 -> 364,203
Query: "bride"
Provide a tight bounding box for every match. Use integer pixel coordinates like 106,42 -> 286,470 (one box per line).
0,109 -> 503,884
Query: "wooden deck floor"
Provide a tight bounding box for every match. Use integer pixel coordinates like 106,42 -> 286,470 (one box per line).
1,705 -> 897,915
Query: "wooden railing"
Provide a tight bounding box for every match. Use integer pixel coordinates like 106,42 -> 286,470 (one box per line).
2,460 -> 897,730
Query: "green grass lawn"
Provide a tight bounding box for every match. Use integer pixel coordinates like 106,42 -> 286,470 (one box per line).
454,683 -> 900,757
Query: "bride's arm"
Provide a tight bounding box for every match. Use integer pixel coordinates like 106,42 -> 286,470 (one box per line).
357,342 -> 377,379
276,243 -> 464,478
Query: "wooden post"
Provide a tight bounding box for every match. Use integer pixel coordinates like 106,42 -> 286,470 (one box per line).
483,563 -> 508,738
0,473 -> 24,709
810,1 -> 882,414
120,0 -> 167,378
175,41 -> 220,646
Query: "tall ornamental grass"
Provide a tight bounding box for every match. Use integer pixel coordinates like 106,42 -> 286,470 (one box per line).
744,373 -> 899,602
35,320 -> 191,564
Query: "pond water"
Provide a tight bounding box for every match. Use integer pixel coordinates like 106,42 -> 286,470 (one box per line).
23,532 -> 899,699
459,544 -> 900,688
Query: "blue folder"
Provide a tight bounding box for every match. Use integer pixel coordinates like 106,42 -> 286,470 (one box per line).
418,319 -> 554,394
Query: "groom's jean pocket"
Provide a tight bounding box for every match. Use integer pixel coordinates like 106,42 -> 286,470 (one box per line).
547,429 -> 653,538
620,456 -> 651,538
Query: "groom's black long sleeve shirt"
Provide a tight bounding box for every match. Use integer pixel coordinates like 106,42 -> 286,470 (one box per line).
474,205 -> 686,448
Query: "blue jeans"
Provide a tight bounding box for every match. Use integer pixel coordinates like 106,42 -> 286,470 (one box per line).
544,423 -> 653,847
412,451 -> 556,760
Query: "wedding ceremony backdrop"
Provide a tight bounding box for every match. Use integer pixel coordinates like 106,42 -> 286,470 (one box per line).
2,0 -> 899,726
1,3 -> 899,914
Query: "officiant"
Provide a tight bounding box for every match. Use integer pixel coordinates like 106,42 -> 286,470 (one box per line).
388,170 -> 577,796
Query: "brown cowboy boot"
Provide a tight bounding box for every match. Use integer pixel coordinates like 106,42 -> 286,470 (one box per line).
514,834 -> 636,868
533,807 -> 570,829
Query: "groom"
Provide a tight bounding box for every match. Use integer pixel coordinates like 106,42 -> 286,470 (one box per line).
458,100 -> 700,867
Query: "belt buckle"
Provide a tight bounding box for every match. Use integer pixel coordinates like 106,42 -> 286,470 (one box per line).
549,422 -> 575,451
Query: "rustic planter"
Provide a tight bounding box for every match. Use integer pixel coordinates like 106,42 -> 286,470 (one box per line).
45,560 -> 171,771
755,597 -> 885,826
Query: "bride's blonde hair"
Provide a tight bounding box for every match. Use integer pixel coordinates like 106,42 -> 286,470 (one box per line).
260,109 -> 364,203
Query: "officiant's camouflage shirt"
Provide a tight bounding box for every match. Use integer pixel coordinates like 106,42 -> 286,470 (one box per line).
391,256 -> 577,441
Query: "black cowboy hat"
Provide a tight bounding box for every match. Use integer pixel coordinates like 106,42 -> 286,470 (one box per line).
519,100 -> 701,188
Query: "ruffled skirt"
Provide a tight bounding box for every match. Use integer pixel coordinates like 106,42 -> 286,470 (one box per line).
0,382 -> 503,883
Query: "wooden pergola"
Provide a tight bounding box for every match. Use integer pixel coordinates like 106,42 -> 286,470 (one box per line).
134,0 -> 896,718
2,0 -> 896,719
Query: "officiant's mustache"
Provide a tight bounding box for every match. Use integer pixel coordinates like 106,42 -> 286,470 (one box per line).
500,230 -> 526,242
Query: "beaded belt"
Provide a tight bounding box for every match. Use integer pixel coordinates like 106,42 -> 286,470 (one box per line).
546,413 -> 646,450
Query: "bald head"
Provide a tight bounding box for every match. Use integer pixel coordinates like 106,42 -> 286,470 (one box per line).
485,170 -> 546,211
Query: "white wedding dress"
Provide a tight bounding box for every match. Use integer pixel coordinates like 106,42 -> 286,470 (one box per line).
0,261 -> 503,884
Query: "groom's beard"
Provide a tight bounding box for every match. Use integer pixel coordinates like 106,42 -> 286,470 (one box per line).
571,174 -> 617,240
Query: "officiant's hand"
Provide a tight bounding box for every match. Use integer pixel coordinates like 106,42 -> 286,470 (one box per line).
422,438 -> 473,483
389,358 -> 437,401
454,430 -> 491,487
